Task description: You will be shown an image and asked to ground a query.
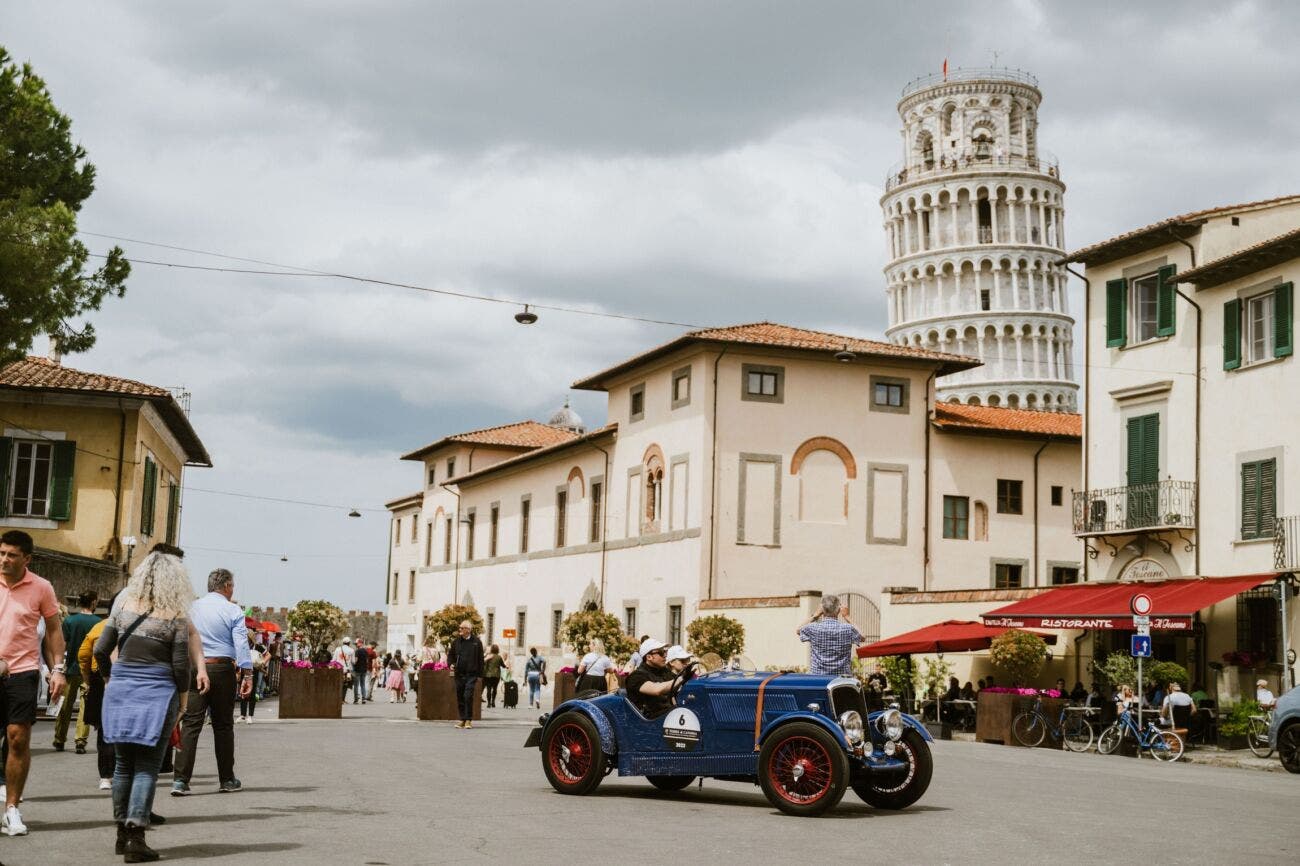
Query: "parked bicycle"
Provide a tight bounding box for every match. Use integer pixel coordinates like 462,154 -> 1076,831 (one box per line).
1011,697 -> 1094,752
1097,709 -> 1184,762
1248,710 -> 1275,758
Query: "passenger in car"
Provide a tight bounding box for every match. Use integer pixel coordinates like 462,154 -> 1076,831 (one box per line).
665,645 -> 693,676
625,639 -> 679,719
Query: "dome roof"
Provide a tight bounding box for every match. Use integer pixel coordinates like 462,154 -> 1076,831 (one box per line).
547,397 -> 585,434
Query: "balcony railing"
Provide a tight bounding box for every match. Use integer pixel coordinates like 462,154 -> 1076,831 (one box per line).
1072,481 -> 1197,536
900,67 -> 1039,98
884,151 -> 1060,192
1275,516 -> 1300,570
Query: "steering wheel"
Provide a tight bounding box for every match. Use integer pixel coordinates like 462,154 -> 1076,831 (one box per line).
668,661 -> 701,699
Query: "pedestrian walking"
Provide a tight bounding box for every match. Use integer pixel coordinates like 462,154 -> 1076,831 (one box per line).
172,568 -> 252,797
576,639 -> 614,694
447,621 -> 483,729
54,590 -> 100,753
483,644 -> 506,708
386,653 -> 407,702
524,647 -> 546,709
0,530 -> 66,835
795,594 -> 864,677
333,638 -> 355,701
351,638 -> 371,704
239,635 -> 269,723
96,550 -> 194,861
77,602 -> 120,791
368,646 -> 381,700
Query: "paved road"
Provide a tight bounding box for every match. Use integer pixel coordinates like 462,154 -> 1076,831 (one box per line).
6,696 -> 1296,865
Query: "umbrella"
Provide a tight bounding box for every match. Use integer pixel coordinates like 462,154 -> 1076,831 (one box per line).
856,619 -> 1057,658
244,616 -> 262,629
261,621 -> 282,633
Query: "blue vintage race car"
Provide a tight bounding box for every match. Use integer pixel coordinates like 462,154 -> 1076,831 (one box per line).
525,667 -> 933,817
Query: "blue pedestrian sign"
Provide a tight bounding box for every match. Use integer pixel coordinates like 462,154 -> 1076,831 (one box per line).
1131,634 -> 1152,658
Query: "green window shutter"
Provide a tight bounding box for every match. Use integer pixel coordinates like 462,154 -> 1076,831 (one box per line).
1106,278 -> 1127,347
48,441 -> 76,521
165,482 -> 180,545
1127,414 -> 1160,486
1156,264 -> 1177,337
1260,458 -> 1277,537
1274,282 -> 1293,358
1223,298 -> 1242,370
1241,461 -> 1260,539
0,437 -> 11,519
141,457 -> 157,536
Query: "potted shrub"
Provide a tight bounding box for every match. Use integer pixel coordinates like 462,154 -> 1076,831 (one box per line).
279,600 -> 349,719
977,631 -> 1055,745
557,609 -> 636,702
1216,699 -> 1260,751
920,656 -> 955,740
418,604 -> 484,721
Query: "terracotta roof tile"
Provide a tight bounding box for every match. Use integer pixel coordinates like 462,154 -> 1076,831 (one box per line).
401,420 -> 577,461
1063,194 -> 1300,266
384,491 -> 424,510
1171,226 -> 1300,288
450,424 -> 617,486
573,321 -> 978,390
932,403 -> 1081,440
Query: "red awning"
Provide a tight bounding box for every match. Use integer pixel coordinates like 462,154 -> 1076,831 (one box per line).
980,574 -> 1277,632
856,620 -> 1058,658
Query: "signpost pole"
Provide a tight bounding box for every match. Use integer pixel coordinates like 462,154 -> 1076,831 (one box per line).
1279,579 -> 1292,692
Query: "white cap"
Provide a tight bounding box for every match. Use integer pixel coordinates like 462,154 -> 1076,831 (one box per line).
666,645 -> 691,663
639,638 -> 667,656
1257,678 -> 1268,687
342,637 -> 352,644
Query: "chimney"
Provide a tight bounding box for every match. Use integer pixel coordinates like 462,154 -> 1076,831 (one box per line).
47,334 -> 62,365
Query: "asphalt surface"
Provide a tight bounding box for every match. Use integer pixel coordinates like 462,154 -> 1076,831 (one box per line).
4,694 -> 1295,865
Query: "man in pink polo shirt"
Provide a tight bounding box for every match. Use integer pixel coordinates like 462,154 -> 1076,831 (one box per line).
0,530 -> 66,837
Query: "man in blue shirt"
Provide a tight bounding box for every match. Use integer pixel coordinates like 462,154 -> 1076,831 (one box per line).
172,568 -> 252,796
796,595 -> 864,677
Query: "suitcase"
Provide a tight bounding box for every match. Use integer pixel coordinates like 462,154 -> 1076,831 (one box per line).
503,680 -> 519,709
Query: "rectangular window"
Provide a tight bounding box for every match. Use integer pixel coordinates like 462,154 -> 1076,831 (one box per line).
164,481 -> 180,545
625,606 -> 637,637
869,376 -> 909,414
447,457 -> 456,478
138,453 -> 158,535
390,572 -> 398,603
427,465 -> 435,486
875,383 -> 902,407
1050,485 -> 1063,507
555,489 -> 567,548
520,497 -> 531,553
394,518 -> 402,545
629,383 -> 646,422
738,455 -> 780,545
1241,458 -> 1277,540
411,513 -> 419,541
1237,586 -> 1279,663
1131,272 -> 1160,343
444,518 -> 452,564
551,609 -> 562,648
995,563 -> 1023,589
980,289 -> 990,311
408,569 -> 416,602
997,479 -> 1023,515
671,366 -> 692,409
425,522 -> 434,567
590,481 -> 603,542
668,605 -> 683,646
516,610 -> 527,647
741,364 -> 784,404
1051,566 -> 1079,585
1246,291 -> 1275,364
465,511 -> 475,560
943,495 -> 969,539
489,504 -> 500,557
486,610 -> 495,642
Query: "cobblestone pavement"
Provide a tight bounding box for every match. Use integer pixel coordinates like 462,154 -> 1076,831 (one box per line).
6,693 -> 1296,865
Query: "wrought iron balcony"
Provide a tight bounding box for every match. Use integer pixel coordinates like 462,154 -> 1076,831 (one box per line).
1072,481 -> 1197,536
1275,516 -> 1300,570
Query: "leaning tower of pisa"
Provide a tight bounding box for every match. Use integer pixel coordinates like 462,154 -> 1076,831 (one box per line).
880,68 -> 1077,412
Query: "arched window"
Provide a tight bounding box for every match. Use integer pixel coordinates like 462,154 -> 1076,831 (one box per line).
941,103 -> 957,138
916,130 -> 935,170
974,501 -> 989,541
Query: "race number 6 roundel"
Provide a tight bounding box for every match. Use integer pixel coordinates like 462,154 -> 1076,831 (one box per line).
662,707 -> 702,752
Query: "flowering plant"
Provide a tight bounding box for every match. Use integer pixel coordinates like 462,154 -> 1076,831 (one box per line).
558,665 -> 576,674
420,661 -> 448,671
1222,650 -> 1269,668
287,660 -> 341,670
981,687 -> 1061,697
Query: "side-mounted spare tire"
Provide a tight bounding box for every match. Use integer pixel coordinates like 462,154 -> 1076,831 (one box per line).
541,712 -> 606,796
757,721 -> 849,817
851,727 -> 933,810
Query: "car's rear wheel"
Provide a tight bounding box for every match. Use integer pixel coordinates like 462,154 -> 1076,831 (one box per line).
1278,723 -> 1300,774
851,727 -> 933,810
646,775 -> 695,791
758,722 -> 849,817
541,713 -> 605,796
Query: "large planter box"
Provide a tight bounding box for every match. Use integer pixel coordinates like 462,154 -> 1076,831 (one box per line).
976,692 -> 1067,748
1217,732 -> 1248,751
278,667 -> 344,719
416,669 -> 482,721
552,671 -> 577,710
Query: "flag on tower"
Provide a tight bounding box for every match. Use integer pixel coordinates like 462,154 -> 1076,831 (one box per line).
942,59 -> 948,80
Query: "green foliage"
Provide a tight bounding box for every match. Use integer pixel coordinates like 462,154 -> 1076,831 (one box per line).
0,47 -> 129,366
989,630 -> 1047,686
921,656 -> 955,698
875,655 -> 919,695
559,609 -> 637,662
685,614 -> 746,661
1148,660 -> 1190,690
286,600 -> 349,663
424,604 -> 483,649
1093,651 -> 1138,688
1219,699 -> 1263,737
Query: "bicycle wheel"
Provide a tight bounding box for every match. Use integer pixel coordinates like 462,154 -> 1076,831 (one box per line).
1097,724 -> 1122,755
1150,730 -> 1184,762
1011,712 -> 1045,747
1063,715 -> 1094,753
1247,717 -> 1274,759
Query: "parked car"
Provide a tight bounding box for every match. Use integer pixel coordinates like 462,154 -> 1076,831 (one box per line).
1268,684 -> 1300,773
525,665 -> 933,816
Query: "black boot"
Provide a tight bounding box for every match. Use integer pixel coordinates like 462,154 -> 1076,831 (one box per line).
123,825 -> 160,862
115,823 -> 128,855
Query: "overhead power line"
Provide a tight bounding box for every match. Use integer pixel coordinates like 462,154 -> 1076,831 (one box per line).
182,486 -> 386,513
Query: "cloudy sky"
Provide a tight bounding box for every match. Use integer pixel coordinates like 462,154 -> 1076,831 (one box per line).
4,1 -> 1298,610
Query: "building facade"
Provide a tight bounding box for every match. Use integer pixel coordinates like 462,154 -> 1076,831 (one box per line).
881,68 -> 1077,411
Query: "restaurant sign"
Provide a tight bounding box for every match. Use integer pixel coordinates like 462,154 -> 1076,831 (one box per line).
982,615 -> 1194,631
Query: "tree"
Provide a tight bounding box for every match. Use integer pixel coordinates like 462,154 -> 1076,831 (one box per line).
989,630 -> 1047,686
424,604 -> 483,649
685,614 -> 745,662
559,609 -> 637,663
286,599 -> 349,664
0,47 -> 129,367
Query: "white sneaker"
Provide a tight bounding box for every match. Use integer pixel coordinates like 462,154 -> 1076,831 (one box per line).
245,716 -> 253,724
99,778 -> 112,790
2,805 -> 27,836
237,716 -> 246,724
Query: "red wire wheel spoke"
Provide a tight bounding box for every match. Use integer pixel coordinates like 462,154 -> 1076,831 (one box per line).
548,722 -> 592,783
768,736 -> 833,804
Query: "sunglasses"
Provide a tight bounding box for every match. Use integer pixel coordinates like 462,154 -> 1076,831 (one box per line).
646,649 -> 666,657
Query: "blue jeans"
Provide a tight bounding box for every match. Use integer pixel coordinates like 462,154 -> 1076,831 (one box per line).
455,676 -> 478,721
526,672 -> 541,706
112,698 -> 177,828
353,672 -> 368,702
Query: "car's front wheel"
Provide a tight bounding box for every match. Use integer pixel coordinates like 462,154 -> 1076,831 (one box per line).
758,722 -> 849,817
1278,722 -> 1300,774
541,713 -> 605,796
851,728 -> 933,810
646,775 -> 695,791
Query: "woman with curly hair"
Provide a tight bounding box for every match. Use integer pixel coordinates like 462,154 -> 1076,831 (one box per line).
95,551 -> 194,862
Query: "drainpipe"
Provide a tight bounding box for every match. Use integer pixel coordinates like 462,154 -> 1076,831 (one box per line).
922,366 -> 938,591
110,401 -> 128,571
1063,263 -> 1089,580
707,347 -> 728,600
592,439 -> 612,610
1032,439 -> 1051,587
1168,230 -> 1201,576
442,482 -> 462,604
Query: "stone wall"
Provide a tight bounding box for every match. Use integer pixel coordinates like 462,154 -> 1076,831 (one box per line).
246,605 -> 387,647
34,547 -> 123,609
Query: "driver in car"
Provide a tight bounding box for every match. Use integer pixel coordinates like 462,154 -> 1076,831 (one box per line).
625,638 -> 685,719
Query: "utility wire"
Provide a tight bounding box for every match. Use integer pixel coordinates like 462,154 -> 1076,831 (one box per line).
182,486 -> 385,513
184,544 -> 384,559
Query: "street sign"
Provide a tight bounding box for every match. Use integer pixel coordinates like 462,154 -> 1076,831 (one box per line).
502,629 -> 517,638
1131,634 -> 1152,658
1136,621 -> 1151,637
1130,593 -> 1153,616
1133,614 -> 1151,627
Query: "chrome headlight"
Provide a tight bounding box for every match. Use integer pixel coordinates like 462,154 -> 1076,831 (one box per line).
838,710 -> 864,745
877,708 -> 904,741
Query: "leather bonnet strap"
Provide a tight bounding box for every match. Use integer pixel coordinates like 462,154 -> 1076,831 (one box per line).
753,672 -> 785,751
